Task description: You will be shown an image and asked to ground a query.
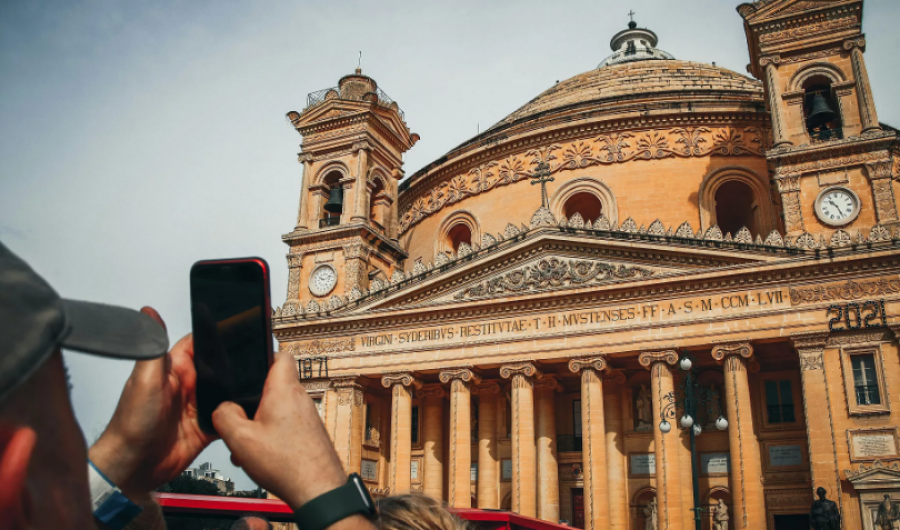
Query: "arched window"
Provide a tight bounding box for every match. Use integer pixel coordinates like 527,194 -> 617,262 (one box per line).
320,170 -> 344,228
563,192 -> 604,225
446,223 -> 472,253
438,211 -> 479,255
801,75 -> 843,143
715,180 -> 757,236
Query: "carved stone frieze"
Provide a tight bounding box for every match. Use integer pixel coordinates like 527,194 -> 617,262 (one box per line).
711,341 -> 754,362
381,372 -> 423,389
799,353 -> 824,371
400,127 -> 766,234
759,16 -> 858,45
453,257 -> 654,301
790,277 -> 900,304
790,331 -> 829,355
826,330 -> 889,347
638,349 -> 678,369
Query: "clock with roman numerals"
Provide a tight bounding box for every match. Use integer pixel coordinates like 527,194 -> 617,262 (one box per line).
814,187 -> 860,227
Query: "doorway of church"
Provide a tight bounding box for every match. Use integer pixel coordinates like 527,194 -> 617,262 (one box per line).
572,488 -> 584,529
773,513 -> 810,529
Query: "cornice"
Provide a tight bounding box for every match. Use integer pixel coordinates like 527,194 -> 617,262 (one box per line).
767,130 -> 896,168
273,247 -> 900,340
282,223 -> 407,262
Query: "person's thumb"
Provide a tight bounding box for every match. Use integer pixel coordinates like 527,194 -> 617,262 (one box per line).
267,351 -> 301,392
211,401 -> 250,444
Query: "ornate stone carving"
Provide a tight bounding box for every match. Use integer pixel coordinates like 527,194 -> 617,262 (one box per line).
504,223 -> 521,239
499,362 -> 542,381
793,232 -> 817,250
705,225 -> 724,241
830,229 -> 851,248
711,341 -> 753,362
638,349 -> 678,369
453,257 -> 654,300
439,368 -> 482,385
790,331 -> 829,355
412,259 -> 427,276
869,224 -> 892,242
760,16 -> 858,44
568,213 -> 585,229
399,128 -> 767,234
648,220 -> 666,236
764,230 -> 785,247
370,278 -> 386,292
347,287 -> 362,302
826,331 -> 888,347
620,217 -> 638,233
530,206 -> 557,229
734,227 -> 753,244
381,372 -> 422,389
326,295 -> 344,311
594,215 -> 611,230
306,299 -> 320,313
481,233 -> 497,248
800,353 -> 824,371
457,242 -> 473,258
568,356 -> 609,373
871,177 -> 899,223
845,459 -> 900,480
675,221 -> 693,238
790,278 -> 900,304
533,375 -> 559,391
391,270 -> 406,284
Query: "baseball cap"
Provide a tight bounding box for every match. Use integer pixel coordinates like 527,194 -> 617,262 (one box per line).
0,240 -> 169,401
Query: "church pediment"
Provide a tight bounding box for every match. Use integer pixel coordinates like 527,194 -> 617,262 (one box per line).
739,0 -> 857,23
846,460 -> 900,489
345,227 -> 780,312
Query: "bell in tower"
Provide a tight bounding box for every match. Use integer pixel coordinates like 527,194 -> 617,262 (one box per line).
280,68 -> 419,312
805,92 -> 838,130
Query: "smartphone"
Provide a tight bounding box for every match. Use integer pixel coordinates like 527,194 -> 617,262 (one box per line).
190,258 -> 273,434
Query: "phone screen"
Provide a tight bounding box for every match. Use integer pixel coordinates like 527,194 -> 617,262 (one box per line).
190,259 -> 272,433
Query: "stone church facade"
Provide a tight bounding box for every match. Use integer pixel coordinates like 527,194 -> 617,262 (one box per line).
275,1 -> 900,529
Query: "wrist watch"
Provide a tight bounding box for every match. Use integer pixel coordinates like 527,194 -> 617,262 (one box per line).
293,473 -> 377,530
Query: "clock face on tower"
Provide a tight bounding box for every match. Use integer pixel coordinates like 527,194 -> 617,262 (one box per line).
815,187 -> 860,226
309,265 -> 337,297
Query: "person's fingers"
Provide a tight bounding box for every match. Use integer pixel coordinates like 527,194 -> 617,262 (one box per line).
267,351 -> 300,390
170,333 -> 194,359
211,401 -> 250,442
140,306 -> 167,332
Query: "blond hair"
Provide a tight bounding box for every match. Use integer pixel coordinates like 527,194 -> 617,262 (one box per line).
375,494 -> 471,530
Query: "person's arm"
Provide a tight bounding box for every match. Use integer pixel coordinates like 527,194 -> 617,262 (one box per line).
213,352 -> 377,530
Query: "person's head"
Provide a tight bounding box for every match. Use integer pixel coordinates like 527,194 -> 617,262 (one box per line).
376,494 -> 470,530
231,514 -> 273,530
885,494 -> 891,500
0,241 -> 168,529
816,487 -> 828,499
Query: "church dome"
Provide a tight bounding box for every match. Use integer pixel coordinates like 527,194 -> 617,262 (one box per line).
598,21 -> 675,67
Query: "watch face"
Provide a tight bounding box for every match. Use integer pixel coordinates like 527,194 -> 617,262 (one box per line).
309,266 -> 337,296
817,188 -> 858,225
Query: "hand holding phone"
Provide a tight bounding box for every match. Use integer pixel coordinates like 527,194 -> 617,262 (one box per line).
190,258 -> 274,434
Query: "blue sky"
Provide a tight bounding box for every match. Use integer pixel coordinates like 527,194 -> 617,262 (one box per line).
2,0 -> 898,490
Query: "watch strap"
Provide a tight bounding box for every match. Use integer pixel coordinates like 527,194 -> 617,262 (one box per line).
294,474 -> 375,530
88,460 -> 143,530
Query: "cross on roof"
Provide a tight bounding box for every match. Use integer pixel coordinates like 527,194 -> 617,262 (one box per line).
628,10 -> 636,22
530,161 -> 555,209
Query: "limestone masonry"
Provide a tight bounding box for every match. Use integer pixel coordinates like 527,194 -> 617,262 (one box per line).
276,2 -> 900,529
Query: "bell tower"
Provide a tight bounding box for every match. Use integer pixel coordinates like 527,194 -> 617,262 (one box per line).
739,0 -> 898,238
281,69 -> 418,314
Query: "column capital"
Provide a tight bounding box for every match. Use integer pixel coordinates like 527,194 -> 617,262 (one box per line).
297,152 -> 314,163
843,37 -> 866,51
638,349 -> 678,370
381,372 -> 423,390
439,367 -> 482,386
474,380 -> 501,395
533,375 -> 560,391
866,159 -> 894,180
352,140 -> 372,152
568,356 -> 608,374
790,331 -> 829,354
711,341 -> 754,363
500,361 -> 542,381
759,55 -> 781,67
417,384 -> 445,399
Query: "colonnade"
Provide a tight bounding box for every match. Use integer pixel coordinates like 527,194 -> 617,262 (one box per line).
327,342 -> 770,529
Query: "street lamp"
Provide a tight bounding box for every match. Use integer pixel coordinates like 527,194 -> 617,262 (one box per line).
658,352 -> 728,530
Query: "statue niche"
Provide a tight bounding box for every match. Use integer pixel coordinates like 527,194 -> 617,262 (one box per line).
634,384 -> 653,431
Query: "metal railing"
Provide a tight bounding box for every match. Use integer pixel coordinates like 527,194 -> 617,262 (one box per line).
319,217 -> 340,228
305,86 -> 405,121
809,128 -> 843,143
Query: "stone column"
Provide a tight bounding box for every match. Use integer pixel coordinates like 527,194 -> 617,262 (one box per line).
475,381 -> 501,509
500,362 -> 541,518
534,376 -> 560,522
381,373 -> 422,495
604,370 -> 629,530
419,384 -> 445,501
389,172 -> 401,243
568,357 -> 611,530
352,142 -> 370,223
711,342 -> 766,529
846,39 -> 880,133
762,57 -> 793,148
332,377 -> 365,474
790,332 -> 843,507
284,252 -> 303,309
440,368 -> 481,508
296,154 -> 313,230
638,350 -> 684,530
775,175 -> 804,236
866,159 -> 899,226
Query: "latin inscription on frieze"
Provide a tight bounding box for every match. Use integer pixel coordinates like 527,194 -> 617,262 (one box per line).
306,288 -> 793,354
